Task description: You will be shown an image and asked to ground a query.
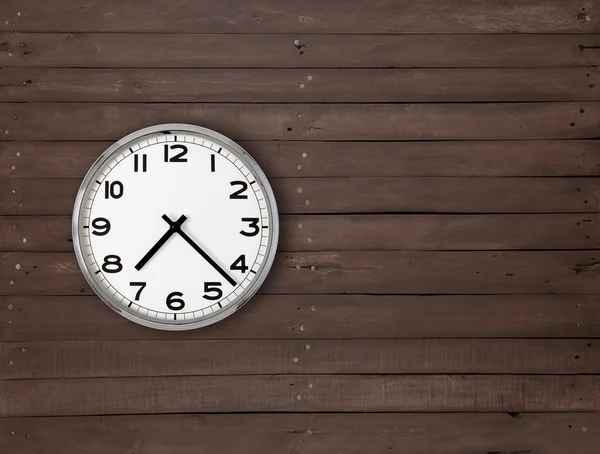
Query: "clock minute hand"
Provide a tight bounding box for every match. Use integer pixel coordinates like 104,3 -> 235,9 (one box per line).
162,215 -> 237,287
134,215 -> 187,271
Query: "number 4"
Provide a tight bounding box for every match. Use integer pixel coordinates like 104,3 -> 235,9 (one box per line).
230,255 -> 248,273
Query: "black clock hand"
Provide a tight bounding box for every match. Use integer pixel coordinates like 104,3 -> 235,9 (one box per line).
135,215 -> 187,271
162,215 -> 237,286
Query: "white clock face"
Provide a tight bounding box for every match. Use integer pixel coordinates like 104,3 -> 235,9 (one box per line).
72,124 -> 278,330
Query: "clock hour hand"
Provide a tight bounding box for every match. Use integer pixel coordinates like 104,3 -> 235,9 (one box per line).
162,215 -> 237,287
134,214 -> 187,271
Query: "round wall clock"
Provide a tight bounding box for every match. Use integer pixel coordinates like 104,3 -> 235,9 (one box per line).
72,124 -> 279,331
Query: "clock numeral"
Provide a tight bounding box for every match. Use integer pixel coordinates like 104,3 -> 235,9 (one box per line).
91,217 -> 111,236
230,254 -> 248,273
210,154 -> 216,172
101,255 -> 123,273
104,181 -> 124,199
129,282 -> 147,301
240,217 -> 260,237
203,282 -> 223,301
134,154 -> 147,172
230,181 -> 248,199
164,144 -> 188,163
166,291 -> 185,310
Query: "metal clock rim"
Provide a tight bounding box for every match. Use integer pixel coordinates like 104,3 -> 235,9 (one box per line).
72,123 -> 279,331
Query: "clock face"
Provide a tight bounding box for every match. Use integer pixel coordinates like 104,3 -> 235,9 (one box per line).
72,124 -> 279,330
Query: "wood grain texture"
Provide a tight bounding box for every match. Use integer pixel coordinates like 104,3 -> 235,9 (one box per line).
3,251 -> 600,296
0,0 -> 595,33
4,214 -> 600,252
3,140 -> 600,179
1,413 -> 598,454
1,375 -> 598,416
3,294 -> 598,341
0,34 -> 598,68
0,103 -> 596,141
4,177 -> 600,215
1,339 -> 597,379
2,68 -> 598,102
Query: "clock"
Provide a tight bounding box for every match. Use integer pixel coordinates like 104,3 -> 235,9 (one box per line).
72,124 -> 279,330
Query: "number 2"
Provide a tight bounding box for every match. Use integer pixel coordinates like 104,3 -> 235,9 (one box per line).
230,181 -> 248,199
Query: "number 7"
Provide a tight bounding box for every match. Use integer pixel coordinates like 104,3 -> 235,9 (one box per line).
129,282 -> 147,301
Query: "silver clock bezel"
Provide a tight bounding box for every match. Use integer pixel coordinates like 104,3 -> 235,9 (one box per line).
72,123 -> 279,331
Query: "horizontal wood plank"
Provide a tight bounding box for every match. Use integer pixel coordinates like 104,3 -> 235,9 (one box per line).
3,294 -> 598,341
3,177 -> 600,215
0,34 -> 598,68
0,103 -> 596,141
1,0 -> 595,33
1,339 -> 597,379
1,375 -> 598,416
4,214 -> 600,252
2,68 -> 598,102
3,251 -> 600,295
3,140 -> 600,179
1,413 -> 598,454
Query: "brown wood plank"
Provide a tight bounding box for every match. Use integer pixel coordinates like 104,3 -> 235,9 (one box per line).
3,294 -> 598,341
2,68 -> 597,102
3,214 -> 600,252
0,103 -> 596,141
0,34 -> 597,68
1,375 -> 598,416
3,140 -> 600,179
3,177 -> 599,216
3,251 -> 600,296
1,413 -> 598,454
1,0 -> 595,33
1,339 -> 597,379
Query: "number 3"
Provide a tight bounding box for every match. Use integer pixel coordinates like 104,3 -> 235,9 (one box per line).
240,217 -> 259,237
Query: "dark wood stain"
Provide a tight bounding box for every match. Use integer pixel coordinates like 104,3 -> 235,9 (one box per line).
1,413 -> 598,454
1,294 -> 599,341
0,0 -> 598,451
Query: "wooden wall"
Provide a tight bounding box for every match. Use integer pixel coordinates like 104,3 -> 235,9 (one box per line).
1,0 -> 600,452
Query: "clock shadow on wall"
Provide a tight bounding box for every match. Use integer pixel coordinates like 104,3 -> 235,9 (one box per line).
72,124 -> 279,331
